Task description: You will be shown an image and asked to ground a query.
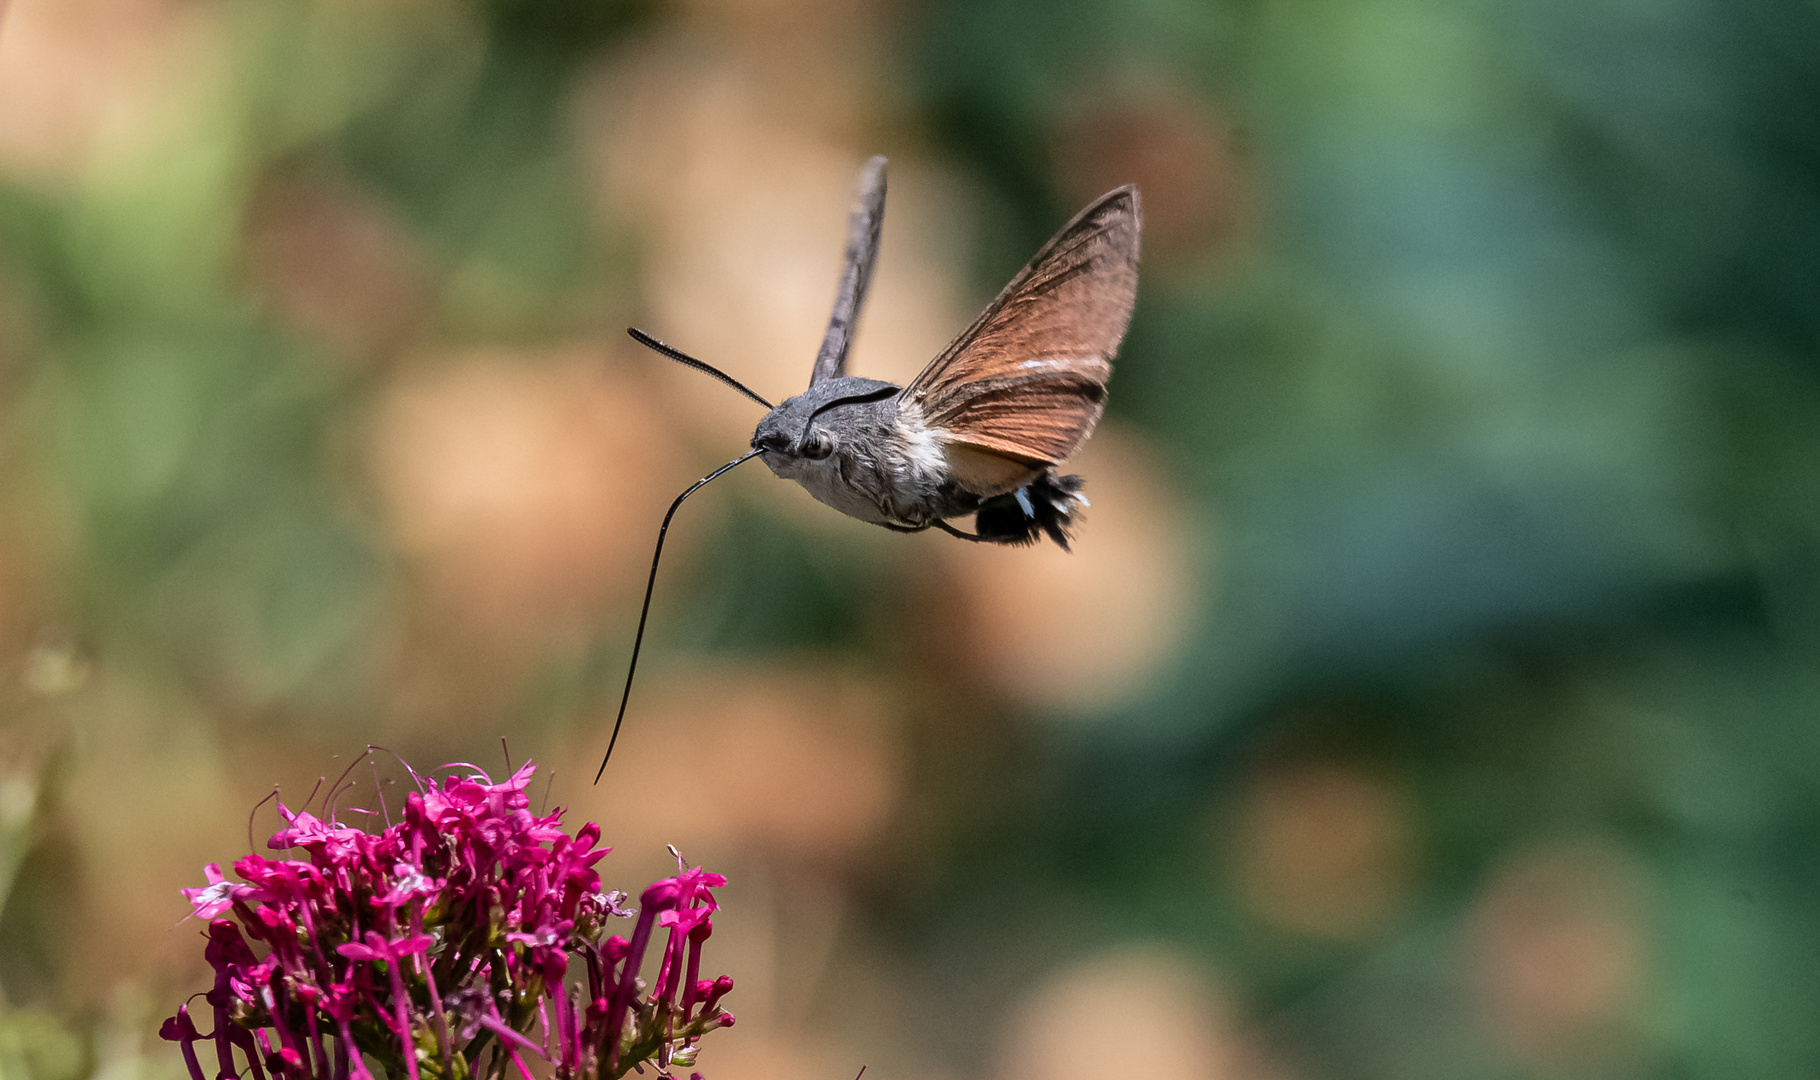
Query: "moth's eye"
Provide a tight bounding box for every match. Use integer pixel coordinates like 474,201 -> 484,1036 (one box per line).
800,430 -> 834,460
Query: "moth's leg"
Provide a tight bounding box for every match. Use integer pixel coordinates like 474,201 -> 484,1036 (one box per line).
934,520 -> 986,543
877,521 -> 931,534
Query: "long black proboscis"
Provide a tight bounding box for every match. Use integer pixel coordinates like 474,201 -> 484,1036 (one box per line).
595,449 -> 764,783
628,328 -> 774,410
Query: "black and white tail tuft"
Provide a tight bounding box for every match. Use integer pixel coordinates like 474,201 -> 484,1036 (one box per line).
974,470 -> 1087,550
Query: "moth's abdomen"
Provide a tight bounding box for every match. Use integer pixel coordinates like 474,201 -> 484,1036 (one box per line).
974,470 -> 1087,551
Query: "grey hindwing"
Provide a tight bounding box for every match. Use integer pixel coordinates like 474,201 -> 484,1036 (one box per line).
810,157 -> 888,387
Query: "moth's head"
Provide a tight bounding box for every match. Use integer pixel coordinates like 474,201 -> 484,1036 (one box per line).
752,378 -> 898,472
751,397 -> 834,475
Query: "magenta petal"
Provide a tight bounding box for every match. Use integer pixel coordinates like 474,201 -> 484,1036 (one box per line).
166,754 -> 734,1080
394,933 -> 434,956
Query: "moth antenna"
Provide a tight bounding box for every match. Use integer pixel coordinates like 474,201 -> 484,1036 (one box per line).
595,449 -> 765,783
628,328 -> 775,410
796,383 -> 899,448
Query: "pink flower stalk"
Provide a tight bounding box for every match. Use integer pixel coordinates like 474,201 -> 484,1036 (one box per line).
162,758 -> 734,1080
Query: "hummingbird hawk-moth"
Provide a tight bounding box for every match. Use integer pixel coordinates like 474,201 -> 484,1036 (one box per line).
597,157 -> 1141,779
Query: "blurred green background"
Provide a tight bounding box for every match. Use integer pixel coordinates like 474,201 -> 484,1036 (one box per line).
1,0 -> 1818,1078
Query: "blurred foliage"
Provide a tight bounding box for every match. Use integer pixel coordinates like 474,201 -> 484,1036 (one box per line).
0,0 -> 1818,1078
897,0 -> 1820,1075
0,1008 -> 89,1080
0,749 -> 182,1080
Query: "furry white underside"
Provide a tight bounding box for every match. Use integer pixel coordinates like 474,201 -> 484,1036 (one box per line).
768,453 -> 894,523
891,401 -> 948,484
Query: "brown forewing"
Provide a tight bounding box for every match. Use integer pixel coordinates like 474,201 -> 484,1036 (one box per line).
906,186 -> 1140,464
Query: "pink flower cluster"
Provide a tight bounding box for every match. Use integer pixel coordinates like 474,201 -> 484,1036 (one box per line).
161,759 -> 732,1080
